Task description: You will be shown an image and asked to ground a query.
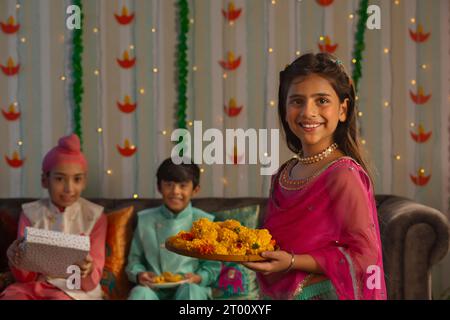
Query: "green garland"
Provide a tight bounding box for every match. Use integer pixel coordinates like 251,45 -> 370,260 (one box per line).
176,0 -> 189,130
72,0 -> 84,148
351,0 -> 369,93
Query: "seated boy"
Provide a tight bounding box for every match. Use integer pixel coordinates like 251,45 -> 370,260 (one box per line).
126,157 -> 221,300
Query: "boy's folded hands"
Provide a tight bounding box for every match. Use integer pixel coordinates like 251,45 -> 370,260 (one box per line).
183,272 -> 201,284
138,271 -> 158,287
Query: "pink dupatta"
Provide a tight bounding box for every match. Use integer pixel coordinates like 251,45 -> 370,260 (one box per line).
257,157 -> 387,300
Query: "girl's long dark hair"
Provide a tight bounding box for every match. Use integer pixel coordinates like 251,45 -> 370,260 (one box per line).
278,52 -> 375,184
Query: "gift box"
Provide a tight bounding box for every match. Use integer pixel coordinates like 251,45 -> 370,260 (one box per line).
19,227 -> 90,278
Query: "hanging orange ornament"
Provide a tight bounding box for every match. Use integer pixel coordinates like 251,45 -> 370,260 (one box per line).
316,0 -> 334,7
117,50 -> 136,69
117,139 -> 137,157
114,6 -> 134,25
409,24 -> 430,43
117,95 -> 137,113
410,86 -> 431,104
0,57 -> 20,76
224,98 -> 243,117
410,168 -> 431,186
222,2 -> 242,21
219,51 -> 241,71
1,16 -> 20,34
318,36 -> 338,53
410,124 -> 432,143
2,103 -> 20,121
5,151 -> 24,168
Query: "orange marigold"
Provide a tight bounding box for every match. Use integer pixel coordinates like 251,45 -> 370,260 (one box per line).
198,243 -> 215,255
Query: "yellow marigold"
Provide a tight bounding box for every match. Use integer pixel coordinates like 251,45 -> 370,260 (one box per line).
218,219 -> 242,232
256,229 -> 273,247
228,242 -> 247,255
214,243 -> 229,255
192,218 -> 218,241
237,227 -> 257,245
218,227 -> 238,243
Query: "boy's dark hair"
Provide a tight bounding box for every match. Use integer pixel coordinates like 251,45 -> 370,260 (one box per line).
277,52 -> 374,184
156,157 -> 200,189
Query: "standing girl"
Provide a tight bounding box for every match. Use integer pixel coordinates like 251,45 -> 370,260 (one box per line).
243,53 -> 387,300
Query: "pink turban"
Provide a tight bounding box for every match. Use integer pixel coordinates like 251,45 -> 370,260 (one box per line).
42,134 -> 87,173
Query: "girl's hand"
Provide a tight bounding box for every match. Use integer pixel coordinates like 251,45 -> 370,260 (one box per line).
6,238 -> 24,268
77,254 -> 94,278
137,271 -> 157,287
242,250 -> 292,275
184,272 -> 201,284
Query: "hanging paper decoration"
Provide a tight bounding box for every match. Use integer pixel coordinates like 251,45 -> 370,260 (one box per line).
219,51 -> 241,70
410,124 -> 432,143
117,139 -> 137,157
2,103 -> 20,121
222,2 -> 242,21
5,151 -> 24,168
316,0 -> 334,6
72,0 -> 84,148
351,0 -> 369,92
410,169 -> 431,186
409,24 -> 430,43
114,6 -> 135,25
117,95 -> 137,113
224,98 -> 243,117
318,36 -> 338,53
1,16 -> 20,34
176,0 -> 189,131
0,57 -> 20,76
410,86 -> 431,104
117,50 -> 136,69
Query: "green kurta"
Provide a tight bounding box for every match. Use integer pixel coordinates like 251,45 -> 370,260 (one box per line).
126,203 -> 221,300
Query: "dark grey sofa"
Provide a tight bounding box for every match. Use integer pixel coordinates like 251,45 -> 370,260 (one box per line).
1,195 -> 449,299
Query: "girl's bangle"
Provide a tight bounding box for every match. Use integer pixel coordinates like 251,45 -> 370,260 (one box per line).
284,252 -> 295,273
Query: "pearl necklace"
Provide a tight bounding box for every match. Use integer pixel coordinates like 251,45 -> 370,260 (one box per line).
297,143 -> 338,165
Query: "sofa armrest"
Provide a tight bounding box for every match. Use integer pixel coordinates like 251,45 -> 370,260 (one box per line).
377,195 -> 450,299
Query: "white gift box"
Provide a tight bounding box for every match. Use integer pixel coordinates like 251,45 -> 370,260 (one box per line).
19,227 -> 90,278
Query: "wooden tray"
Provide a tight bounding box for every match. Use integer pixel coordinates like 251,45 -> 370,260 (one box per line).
165,240 -> 271,262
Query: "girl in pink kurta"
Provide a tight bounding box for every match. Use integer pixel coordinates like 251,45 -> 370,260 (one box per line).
243,53 -> 387,300
0,134 -> 107,300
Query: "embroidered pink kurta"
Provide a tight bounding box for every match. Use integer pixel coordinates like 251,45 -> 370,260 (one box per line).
257,157 -> 387,300
0,210 -> 107,300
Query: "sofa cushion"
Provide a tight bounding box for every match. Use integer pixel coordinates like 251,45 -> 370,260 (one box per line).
100,206 -> 135,300
210,205 -> 260,299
